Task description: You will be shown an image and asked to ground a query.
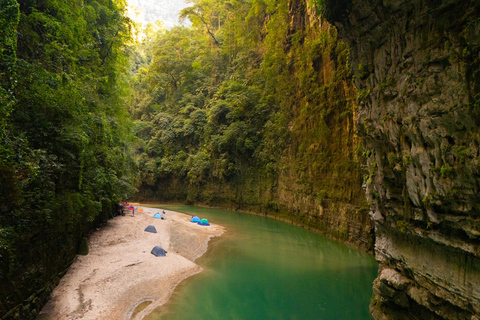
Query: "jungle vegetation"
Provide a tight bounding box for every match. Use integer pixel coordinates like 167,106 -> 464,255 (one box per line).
131,0 -> 363,220
0,0 -> 135,317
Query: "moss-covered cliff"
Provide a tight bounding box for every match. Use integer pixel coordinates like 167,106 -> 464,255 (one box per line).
133,0 -> 373,251
325,0 -> 480,318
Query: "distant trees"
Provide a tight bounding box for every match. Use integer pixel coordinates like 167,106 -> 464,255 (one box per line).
132,0 -> 274,191
132,0 -> 358,202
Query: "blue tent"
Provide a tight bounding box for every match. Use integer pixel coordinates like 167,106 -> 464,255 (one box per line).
144,225 -> 157,233
151,246 -> 167,257
198,219 -> 210,226
190,216 -> 201,222
153,213 -> 162,219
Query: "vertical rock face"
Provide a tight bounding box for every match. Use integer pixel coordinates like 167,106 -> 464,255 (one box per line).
328,0 -> 480,318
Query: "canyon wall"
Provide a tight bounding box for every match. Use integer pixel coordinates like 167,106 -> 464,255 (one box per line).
135,0 -> 375,252
326,0 -> 480,318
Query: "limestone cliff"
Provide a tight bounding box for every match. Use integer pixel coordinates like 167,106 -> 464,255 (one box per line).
326,0 -> 480,318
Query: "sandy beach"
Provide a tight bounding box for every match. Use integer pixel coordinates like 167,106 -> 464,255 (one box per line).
38,205 -> 224,320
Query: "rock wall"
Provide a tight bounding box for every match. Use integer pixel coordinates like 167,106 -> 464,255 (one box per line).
327,0 -> 480,318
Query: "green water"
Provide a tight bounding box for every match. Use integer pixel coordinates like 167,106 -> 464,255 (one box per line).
146,205 -> 377,320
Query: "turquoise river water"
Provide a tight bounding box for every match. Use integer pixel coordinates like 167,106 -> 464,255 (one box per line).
145,205 -> 377,320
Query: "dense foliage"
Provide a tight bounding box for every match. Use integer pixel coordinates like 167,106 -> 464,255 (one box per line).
132,0 -> 366,230
0,0 -> 135,317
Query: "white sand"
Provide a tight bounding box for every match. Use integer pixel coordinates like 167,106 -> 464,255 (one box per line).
38,206 -> 224,320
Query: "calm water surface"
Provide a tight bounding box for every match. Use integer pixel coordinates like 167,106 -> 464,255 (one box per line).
145,205 -> 377,320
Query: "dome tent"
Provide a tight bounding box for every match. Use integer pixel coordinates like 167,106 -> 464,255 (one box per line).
144,225 -> 157,233
190,216 -> 201,222
151,246 -> 167,257
153,213 -> 162,219
198,219 -> 210,226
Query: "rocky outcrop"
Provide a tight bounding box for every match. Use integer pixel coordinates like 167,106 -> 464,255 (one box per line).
327,0 -> 480,318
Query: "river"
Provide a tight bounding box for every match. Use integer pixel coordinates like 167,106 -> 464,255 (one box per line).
144,205 -> 377,320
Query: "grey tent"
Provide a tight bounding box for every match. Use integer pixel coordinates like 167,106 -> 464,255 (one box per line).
144,225 -> 157,233
151,245 -> 167,257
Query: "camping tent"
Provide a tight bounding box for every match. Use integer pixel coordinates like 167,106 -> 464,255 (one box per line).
198,219 -> 210,226
144,225 -> 157,233
190,216 -> 201,222
136,208 -> 144,212
151,246 -> 166,257
153,213 -> 162,219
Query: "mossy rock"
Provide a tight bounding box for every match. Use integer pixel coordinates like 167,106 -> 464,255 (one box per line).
77,237 -> 89,255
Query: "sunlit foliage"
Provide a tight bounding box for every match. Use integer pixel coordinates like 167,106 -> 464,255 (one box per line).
132,0 -> 360,212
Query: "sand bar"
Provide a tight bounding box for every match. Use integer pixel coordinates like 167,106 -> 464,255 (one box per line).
38,205 -> 224,320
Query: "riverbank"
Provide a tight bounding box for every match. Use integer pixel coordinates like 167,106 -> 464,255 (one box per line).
138,201 -> 374,254
38,205 -> 224,320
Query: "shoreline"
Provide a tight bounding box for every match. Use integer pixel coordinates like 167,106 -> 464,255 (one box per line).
135,201 -> 374,255
38,205 -> 224,320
